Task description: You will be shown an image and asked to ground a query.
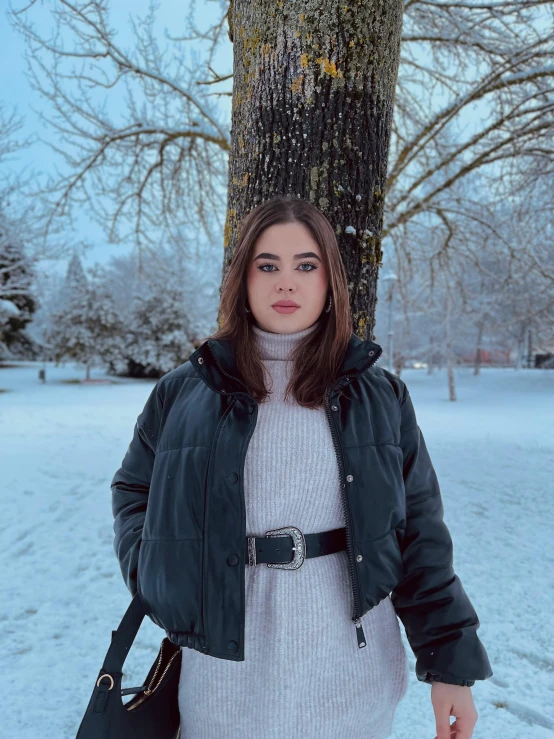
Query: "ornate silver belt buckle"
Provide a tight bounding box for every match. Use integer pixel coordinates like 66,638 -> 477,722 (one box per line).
264,526 -> 306,570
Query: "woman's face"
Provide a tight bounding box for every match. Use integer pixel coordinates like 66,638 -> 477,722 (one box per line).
246,221 -> 329,334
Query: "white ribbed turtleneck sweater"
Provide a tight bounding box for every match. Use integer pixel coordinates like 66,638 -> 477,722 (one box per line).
178,322 -> 408,738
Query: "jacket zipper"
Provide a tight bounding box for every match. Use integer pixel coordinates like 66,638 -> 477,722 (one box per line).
206,340 -> 251,394
205,339 -> 382,652
324,348 -> 382,650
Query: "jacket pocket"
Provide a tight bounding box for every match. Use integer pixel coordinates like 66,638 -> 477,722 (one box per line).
354,525 -> 405,611
137,538 -> 203,633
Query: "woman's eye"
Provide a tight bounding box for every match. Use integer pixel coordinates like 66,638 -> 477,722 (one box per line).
258,262 -> 317,272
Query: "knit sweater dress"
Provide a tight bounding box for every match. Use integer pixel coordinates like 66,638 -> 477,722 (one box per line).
177,322 -> 409,739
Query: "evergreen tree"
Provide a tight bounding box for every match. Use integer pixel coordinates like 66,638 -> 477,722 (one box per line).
24,271 -> 65,358
44,252 -> 96,378
0,234 -> 38,359
124,270 -> 195,377
87,264 -> 124,373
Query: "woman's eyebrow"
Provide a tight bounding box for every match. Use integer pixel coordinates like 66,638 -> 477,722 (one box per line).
253,251 -> 322,262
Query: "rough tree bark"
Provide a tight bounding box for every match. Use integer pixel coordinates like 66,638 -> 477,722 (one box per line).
223,0 -> 404,340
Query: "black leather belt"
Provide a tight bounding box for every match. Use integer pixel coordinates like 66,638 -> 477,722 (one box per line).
245,525 -> 346,570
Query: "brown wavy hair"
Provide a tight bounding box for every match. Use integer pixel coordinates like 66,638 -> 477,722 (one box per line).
205,195 -> 353,409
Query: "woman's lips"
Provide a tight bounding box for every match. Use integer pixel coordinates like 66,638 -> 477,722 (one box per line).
272,305 -> 299,313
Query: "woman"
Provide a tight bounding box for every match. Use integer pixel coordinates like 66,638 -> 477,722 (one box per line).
111,195 -> 492,739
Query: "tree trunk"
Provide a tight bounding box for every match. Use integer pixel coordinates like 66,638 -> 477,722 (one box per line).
473,317 -> 484,376
445,290 -> 456,402
394,353 -> 405,378
427,331 -> 435,375
225,0 -> 404,339
515,322 -> 526,370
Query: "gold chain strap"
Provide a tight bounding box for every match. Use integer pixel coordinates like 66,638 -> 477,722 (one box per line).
126,641 -> 181,711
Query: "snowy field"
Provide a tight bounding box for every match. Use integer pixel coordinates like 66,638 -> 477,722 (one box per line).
1,359 -> 553,739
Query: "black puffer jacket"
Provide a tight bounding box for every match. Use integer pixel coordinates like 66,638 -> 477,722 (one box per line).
111,331 -> 493,687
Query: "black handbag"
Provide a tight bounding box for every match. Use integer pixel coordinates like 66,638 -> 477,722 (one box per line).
75,591 -> 183,738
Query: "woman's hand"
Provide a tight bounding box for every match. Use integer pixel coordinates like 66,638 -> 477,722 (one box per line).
431,682 -> 478,739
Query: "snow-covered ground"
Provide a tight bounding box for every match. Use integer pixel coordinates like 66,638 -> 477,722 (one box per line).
1,360 -> 553,739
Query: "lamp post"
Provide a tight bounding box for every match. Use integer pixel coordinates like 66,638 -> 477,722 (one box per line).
381,271 -> 398,374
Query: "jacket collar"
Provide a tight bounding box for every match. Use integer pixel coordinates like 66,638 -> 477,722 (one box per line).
192,331 -> 383,395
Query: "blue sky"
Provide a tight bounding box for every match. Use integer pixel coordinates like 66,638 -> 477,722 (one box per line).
1,0 -> 233,276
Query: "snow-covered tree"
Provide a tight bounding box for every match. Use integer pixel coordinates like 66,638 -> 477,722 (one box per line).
375,170 -> 554,390
86,264 -> 125,374
0,234 -> 38,360
24,270 -> 65,358
0,298 -> 20,358
123,278 -> 194,377
44,252 -> 96,378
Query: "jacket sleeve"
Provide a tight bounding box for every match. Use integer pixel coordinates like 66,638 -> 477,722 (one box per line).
111,380 -> 164,597
390,381 -> 493,687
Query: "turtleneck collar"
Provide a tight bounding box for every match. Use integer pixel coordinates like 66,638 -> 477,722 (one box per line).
252,321 -> 320,360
